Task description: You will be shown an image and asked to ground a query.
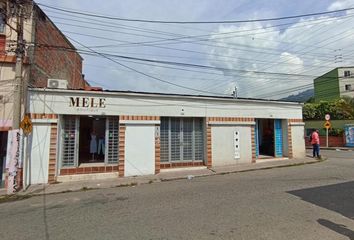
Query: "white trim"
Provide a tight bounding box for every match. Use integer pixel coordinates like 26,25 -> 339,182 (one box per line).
289,122 -> 305,126
120,120 -> 160,125
29,88 -> 303,106
32,119 -> 58,124
208,121 -> 255,126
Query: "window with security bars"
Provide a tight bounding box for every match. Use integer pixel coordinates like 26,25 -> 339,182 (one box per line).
62,116 -> 77,167
160,117 -> 204,162
106,117 -> 119,163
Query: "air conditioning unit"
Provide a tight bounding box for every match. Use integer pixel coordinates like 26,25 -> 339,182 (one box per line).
47,79 -> 68,89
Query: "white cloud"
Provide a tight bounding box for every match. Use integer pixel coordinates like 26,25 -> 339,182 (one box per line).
34,0 -> 354,99
328,0 -> 354,11
206,6 -> 354,99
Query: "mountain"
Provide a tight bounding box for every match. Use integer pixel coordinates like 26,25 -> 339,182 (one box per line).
281,89 -> 314,102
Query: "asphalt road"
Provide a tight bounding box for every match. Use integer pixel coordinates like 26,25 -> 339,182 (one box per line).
1,150 -> 354,240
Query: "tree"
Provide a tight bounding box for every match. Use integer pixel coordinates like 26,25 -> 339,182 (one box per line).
303,97 -> 354,120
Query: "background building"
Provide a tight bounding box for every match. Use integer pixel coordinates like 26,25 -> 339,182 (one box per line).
0,0 -> 85,189
314,67 -> 354,102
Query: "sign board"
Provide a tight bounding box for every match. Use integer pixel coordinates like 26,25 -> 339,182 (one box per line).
344,125 -> 354,147
325,114 -> 330,121
20,115 -> 32,136
324,121 -> 331,129
233,131 -> 240,159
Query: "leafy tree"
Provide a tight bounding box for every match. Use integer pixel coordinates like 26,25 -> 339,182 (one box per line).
303,97 -> 354,120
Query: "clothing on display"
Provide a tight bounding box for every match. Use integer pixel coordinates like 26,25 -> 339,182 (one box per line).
98,138 -> 105,155
90,134 -> 97,154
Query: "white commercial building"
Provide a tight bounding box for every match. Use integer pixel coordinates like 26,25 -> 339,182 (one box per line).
24,88 -> 306,185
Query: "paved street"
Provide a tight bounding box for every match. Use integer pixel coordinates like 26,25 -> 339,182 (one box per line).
1,150 -> 354,240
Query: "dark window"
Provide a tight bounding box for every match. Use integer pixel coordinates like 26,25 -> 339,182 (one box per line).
345,84 -> 352,91
344,71 -> 351,77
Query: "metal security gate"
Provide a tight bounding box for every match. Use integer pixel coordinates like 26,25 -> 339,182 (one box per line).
106,117 -> 119,164
61,116 -> 78,167
160,117 -> 204,162
61,116 -> 119,167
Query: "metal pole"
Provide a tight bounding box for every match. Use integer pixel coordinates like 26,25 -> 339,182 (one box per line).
7,1 -> 24,194
326,128 -> 329,148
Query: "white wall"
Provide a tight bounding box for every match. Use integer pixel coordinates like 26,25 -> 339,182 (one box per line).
282,120 -> 289,157
338,68 -> 354,98
124,125 -> 155,177
29,89 -> 304,120
291,125 -> 306,159
29,124 -> 51,184
211,125 -> 252,166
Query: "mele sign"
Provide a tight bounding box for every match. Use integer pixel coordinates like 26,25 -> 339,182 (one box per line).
69,97 -> 106,108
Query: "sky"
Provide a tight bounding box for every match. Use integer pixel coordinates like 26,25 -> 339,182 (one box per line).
34,0 -> 354,99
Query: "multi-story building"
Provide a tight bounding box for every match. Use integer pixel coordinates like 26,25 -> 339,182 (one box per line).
314,67 -> 354,102
0,0 -> 85,189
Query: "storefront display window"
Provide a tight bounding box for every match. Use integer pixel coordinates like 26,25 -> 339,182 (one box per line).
61,115 -> 119,167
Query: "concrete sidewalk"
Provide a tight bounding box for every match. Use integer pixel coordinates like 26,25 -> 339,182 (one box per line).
1,157 -> 321,197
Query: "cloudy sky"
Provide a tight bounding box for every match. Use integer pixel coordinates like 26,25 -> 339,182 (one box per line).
34,0 -> 354,99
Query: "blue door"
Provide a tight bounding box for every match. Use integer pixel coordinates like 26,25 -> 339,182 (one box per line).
274,119 -> 283,157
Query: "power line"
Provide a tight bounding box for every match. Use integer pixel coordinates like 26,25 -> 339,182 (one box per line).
66,37 -> 229,96
35,42 -> 338,79
37,3 -> 354,24
44,11 -> 352,55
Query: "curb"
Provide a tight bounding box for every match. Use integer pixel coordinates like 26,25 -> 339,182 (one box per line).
0,158 -> 323,202
306,147 -> 353,151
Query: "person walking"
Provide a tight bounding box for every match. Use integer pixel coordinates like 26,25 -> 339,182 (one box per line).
311,129 -> 320,158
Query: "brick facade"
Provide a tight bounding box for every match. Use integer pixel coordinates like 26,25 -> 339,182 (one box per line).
160,162 -> 204,169
305,135 -> 345,147
207,117 -> 254,122
287,125 -> 293,158
0,35 -> 6,55
118,124 -> 126,177
30,4 -> 85,89
206,125 -> 212,168
120,115 -> 160,121
251,126 -> 257,163
155,124 -> 161,174
60,166 -> 118,175
48,123 -> 58,183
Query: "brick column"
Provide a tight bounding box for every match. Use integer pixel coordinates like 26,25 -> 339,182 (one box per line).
206,125 -> 212,168
251,126 -> 257,163
48,123 -> 58,183
288,124 -> 293,159
155,124 -> 161,174
118,124 -> 126,177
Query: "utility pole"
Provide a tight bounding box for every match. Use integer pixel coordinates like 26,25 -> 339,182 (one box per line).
232,86 -> 238,99
7,0 -> 25,194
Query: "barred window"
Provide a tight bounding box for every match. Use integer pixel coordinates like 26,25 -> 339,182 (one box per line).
160,117 -> 204,162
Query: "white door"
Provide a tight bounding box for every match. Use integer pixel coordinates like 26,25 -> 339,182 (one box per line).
125,125 -> 155,176
30,125 -> 51,184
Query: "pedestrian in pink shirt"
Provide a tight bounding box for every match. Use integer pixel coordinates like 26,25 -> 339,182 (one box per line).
310,129 -> 320,158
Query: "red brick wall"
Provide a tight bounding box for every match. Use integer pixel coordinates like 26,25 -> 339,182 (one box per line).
48,123 -> 58,183
30,6 -> 85,89
155,124 -> 161,174
251,126 -> 256,163
0,35 -> 6,55
305,135 -> 345,147
206,125 -> 212,168
118,124 -> 126,177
